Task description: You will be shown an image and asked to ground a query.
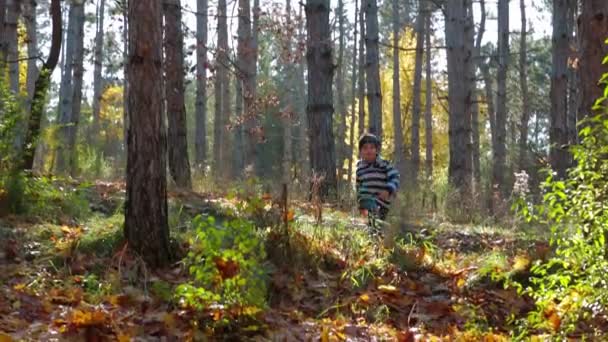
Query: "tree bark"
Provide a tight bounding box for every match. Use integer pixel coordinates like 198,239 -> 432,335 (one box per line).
518,0 -> 530,171
90,0 -> 105,152
21,0 -> 62,171
410,2 -> 424,187
306,0 -> 337,199
124,0 -> 172,269
335,0 -> 346,186
213,0 -> 229,177
445,0 -> 473,206
578,0 -> 608,120
392,0 -> 405,177
164,0 -> 192,188
282,0 -> 294,183
364,0 -> 382,140
0,0 -> 6,64
470,0 -> 485,189
424,5 -> 433,180
66,1 -> 85,176
6,0 -> 20,93
347,0 -> 359,185
55,2 -> 77,174
550,0 -> 570,179
494,0 -> 509,196
566,0 -> 578,146
24,0 -> 38,111
195,0 -> 208,169
357,4 -> 365,137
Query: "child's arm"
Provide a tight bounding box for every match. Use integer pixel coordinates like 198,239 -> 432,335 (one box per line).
386,164 -> 400,195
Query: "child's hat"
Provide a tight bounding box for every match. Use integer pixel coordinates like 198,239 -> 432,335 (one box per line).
358,133 -> 381,150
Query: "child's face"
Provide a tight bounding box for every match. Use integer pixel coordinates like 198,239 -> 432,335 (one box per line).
360,143 -> 377,162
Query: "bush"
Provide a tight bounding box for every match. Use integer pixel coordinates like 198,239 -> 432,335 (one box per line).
175,215 -> 268,314
511,113 -> 608,337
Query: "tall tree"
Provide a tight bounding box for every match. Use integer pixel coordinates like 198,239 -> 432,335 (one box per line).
295,4 -> 309,180
566,0 -> 578,146
24,0 -> 38,111
21,0 -> 62,171
578,0 -> 608,120
238,0 -> 256,175
90,0 -> 105,151
410,2 -> 424,187
164,0 -> 192,188
0,0 -> 6,63
550,0 -> 570,178
444,0 -> 473,206
282,0 -> 294,182
66,0 -> 85,175
392,0 -> 405,177
364,0 -> 382,139
470,0 -> 485,189
518,0 -> 530,170
347,0 -> 359,185
6,0 -> 20,93
357,3 -> 365,137
306,0 -> 337,198
124,0 -> 171,268
335,0 -> 347,186
493,0 -> 509,195
424,5 -> 433,180
213,0 -> 228,177
195,0 -> 208,168
55,2 -> 77,173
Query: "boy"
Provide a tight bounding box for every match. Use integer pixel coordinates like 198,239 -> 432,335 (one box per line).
356,133 -> 400,220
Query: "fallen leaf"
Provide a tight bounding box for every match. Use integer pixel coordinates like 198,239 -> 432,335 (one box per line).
378,285 -> 398,294
0,333 -> 13,342
359,293 -> 370,303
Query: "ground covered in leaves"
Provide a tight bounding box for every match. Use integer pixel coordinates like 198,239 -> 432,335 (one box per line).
0,179 -> 551,341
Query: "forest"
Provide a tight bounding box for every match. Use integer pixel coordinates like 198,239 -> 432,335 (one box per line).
1,0 -> 608,340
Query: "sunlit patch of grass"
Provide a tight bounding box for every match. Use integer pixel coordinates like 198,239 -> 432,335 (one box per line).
78,213 -> 124,258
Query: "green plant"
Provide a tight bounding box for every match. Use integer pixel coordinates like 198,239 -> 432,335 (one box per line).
175,215 -> 268,313
511,110 -> 608,337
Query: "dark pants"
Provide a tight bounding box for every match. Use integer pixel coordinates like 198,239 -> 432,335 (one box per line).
378,207 -> 389,220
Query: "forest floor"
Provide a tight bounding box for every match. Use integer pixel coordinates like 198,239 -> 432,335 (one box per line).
0,178 -> 551,341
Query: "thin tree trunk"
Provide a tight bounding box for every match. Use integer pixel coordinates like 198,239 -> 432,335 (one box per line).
164,0 -> 192,188
296,4 -> 308,181
578,0 -> 608,121
238,0 -> 255,176
6,0 -> 20,93
336,0 -> 346,186
66,1 -> 85,176
424,7 -> 433,180
195,0 -> 208,169
566,0 -> 578,146
445,0 -> 473,207
21,0 -> 62,171
518,0 -> 530,171
550,0 -> 570,179
213,0 -> 228,177
470,0 -> 485,190
122,1 -> 129,152
90,0 -> 105,151
24,0 -> 38,111
282,0 -> 293,183
357,4 -> 365,137
347,0 -> 358,185
306,0 -> 337,199
124,0 -> 171,268
392,0 -> 405,176
493,0 -> 509,196
410,2 -> 424,187
364,0 -> 382,139
220,7 -> 231,178
55,3 -> 77,174
0,0 -> 6,64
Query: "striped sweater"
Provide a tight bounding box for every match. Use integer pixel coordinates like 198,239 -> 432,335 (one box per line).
356,156 -> 400,209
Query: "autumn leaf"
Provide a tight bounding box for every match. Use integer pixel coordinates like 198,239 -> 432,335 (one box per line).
359,293 -> 370,303
378,285 -> 398,294
0,333 -> 13,342
213,256 -> 240,280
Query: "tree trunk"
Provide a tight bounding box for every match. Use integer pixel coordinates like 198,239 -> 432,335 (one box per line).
6,0 -> 20,93
66,1 -> 85,176
238,0 -> 255,176
335,0 -> 346,186
213,0 -> 230,178
550,0 -> 570,179
494,0 -> 509,196
122,1 -> 129,152
124,0 -> 172,269
296,4 -> 309,181
90,0 -> 105,152
357,4 -> 365,137
20,0 -> 62,171
578,0 -> 608,120
424,5 -> 433,180
566,0 -> 578,146
164,0 -> 192,188
24,0 -> 38,111
410,2 -> 424,187
55,3 -> 77,174
347,0 -> 359,185
195,0 -> 208,169
392,0 -> 405,176
306,0 -> 337,199
282,0 -> 294,183
518,0 -> 530,171
481,62 -> 497,150
470,0 -> 485,190
0,0 -> 6,64
364,0 -> 382,140
445,0 -> 473,207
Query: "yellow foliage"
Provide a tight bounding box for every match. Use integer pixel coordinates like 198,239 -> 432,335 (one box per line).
99,85 -> 125,144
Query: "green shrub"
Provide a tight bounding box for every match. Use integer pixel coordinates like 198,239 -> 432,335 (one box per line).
175,215 -> 268,313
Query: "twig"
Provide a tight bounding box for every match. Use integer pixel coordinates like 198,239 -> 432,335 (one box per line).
407,300 -> 418,328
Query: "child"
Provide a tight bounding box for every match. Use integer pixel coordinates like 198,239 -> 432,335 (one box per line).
356,133 -> 400,220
